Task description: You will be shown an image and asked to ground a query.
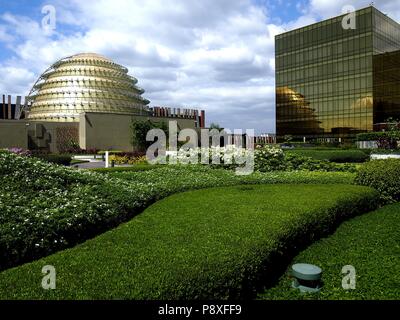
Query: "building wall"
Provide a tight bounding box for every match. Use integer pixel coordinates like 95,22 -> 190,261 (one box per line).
27,121 -> 79,153
0,120 -> 28,149
372,9 -> 400,126
275,7 -> 398,140
373,50 -> 400,125
0,112 -> 201,153
79,112 -> 198,151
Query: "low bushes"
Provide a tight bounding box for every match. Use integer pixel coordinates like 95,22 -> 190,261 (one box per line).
255,146 -> 357,172
283,153 -> 356,171
92,164 -> 163,173
285,149 -> 369,163
109,153 -> 147,165
356,132 -> 388,141
355,159 -> 400,203
0,152 -> 355,271
0,184 -> 378,299
259,202 -> 400,300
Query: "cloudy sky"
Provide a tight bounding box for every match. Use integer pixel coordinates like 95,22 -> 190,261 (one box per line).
0,0 -> 399,133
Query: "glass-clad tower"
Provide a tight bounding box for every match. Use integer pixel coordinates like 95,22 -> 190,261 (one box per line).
275,6 -> 400,140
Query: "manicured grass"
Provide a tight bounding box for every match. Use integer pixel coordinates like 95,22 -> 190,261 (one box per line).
0,184 -> 378,299
258,203 -> 400,300
285,149 -> 369,163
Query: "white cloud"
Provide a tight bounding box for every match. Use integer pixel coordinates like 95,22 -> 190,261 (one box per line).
0,65 -> 35,97
0,0 -> 399,132
0,0 -> 282,133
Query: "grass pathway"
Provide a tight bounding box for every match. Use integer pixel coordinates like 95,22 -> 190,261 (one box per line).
259,203 -> 400,300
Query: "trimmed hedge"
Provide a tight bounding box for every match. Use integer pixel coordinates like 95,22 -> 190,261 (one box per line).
283,153 -> 357,171
254,146 -> 357,172
356,131 -> 388,141
33,154 -> 72,166
259,202 -> 400,300
355,159 -> 400,203
92,164 -> 164,173
0,184 -> 378,299
0,152 -> 355,271
286,149 -> 369,163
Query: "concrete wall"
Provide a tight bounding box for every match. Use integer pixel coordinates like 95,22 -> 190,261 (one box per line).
79,112 -> 198,151
0,120 -> 28,149
27,121 -> 79,153
0,113 -> 199,153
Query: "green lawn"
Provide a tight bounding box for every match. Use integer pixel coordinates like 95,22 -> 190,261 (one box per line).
259,203 -> 400,300
0,184 -> 378,299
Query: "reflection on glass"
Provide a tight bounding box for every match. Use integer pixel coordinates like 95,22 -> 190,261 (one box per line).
373,50 -> 400,125
275,6 -> 400,140
276,86 -> 322,136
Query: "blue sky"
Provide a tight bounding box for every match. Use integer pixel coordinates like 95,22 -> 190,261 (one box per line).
0,0 -> 399,133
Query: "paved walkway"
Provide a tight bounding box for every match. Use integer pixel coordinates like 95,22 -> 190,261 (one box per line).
71,161 -> 106,169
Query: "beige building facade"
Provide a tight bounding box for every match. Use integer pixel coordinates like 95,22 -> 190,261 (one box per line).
0,53 -> 205,153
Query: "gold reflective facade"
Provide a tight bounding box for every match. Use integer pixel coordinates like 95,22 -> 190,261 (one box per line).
27,53 -> 151,122
275,7 -> 400,140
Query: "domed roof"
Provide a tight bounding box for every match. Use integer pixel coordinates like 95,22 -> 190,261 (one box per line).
27,53 -> 151,122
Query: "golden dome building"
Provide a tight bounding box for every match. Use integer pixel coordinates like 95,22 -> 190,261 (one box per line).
27,53 -> 151,122
0,53 -> 205,153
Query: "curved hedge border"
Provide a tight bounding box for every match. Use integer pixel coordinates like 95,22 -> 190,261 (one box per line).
0,184 -> 378,299
0,152 -> 355,271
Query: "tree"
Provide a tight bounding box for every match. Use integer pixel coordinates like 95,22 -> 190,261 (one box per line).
377,117 -> 400,149
131,119 -> 168,152
209,122 -> 222,130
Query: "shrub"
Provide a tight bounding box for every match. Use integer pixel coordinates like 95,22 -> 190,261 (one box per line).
254,145 -> 286,171
0,184 -> 378,299
5,147 -> 32,157
109,153 -> 147,165
131,119 -> 168,152
284,153 -> 356,172
0,152 -> 356,271
254,146 -> 357,172
285,149 -> 369,163
355,159 -> 400,203
356,132 -> 388,141
34,154 -> 72,166
92,164 -> 163,173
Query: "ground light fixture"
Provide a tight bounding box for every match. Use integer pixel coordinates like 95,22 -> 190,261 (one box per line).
291,263 -> 322,293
